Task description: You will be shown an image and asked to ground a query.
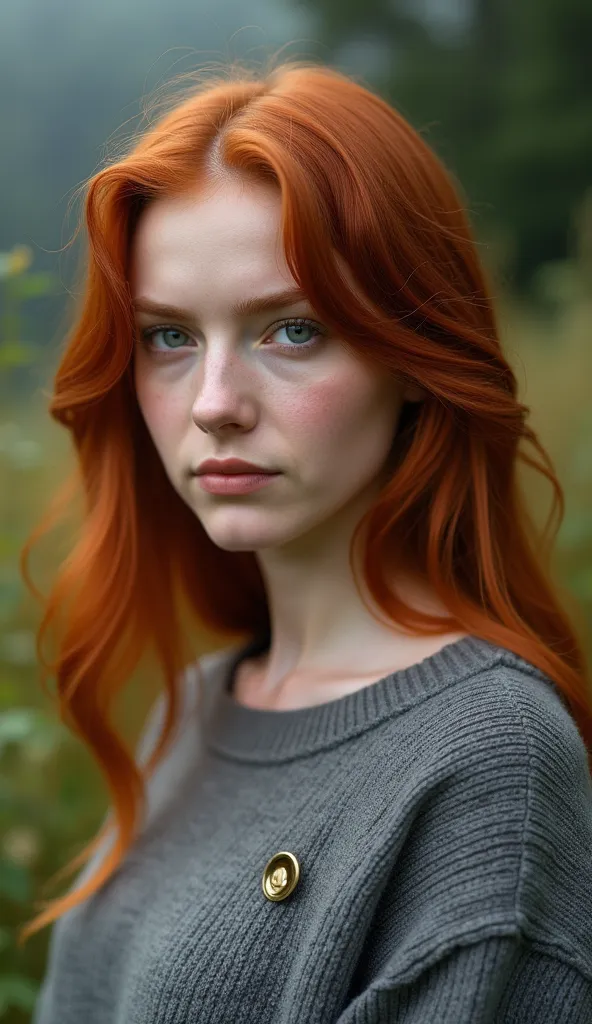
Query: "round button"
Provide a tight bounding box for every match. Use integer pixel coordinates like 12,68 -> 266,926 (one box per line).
262,851 -> 300,901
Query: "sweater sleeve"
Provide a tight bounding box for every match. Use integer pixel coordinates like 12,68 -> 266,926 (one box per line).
336,935 -> 592,1022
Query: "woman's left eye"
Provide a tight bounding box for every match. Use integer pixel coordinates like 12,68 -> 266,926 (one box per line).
139,317 -> 326,357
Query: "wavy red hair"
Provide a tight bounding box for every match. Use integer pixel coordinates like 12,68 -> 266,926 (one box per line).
17,58 -> 592,947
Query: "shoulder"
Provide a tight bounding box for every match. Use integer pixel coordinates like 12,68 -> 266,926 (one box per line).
62,646 -> 237,895
432,647 -> 590,795
420,650 -> 592,878
130,646 -> 235,832
134,645 -> 235,768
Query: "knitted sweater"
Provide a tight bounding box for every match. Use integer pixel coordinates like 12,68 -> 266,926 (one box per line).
32,633 -> 592,1022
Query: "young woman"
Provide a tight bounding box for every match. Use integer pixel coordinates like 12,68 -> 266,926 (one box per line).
23,60 -> 592,1022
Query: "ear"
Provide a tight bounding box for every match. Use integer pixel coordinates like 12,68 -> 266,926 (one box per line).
403,384 -> 427,403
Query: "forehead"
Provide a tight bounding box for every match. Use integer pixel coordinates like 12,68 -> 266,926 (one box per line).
129,178 -> 292,300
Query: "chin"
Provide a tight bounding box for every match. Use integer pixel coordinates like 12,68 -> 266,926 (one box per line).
197,513 -> 308,554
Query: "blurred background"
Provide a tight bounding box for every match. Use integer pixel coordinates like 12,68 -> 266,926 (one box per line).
1,0 -> 591,1017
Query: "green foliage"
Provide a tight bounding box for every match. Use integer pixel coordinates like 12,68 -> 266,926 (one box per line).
0,974 -> 39,1018
0,248 -> 60,385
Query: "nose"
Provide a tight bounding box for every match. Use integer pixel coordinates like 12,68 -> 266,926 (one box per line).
191,347 -> 257,434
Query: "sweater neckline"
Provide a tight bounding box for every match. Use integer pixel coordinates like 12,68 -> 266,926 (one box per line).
203,633 -> 509,763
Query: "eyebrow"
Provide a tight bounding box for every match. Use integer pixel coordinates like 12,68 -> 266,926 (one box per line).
132,287 -> 309,322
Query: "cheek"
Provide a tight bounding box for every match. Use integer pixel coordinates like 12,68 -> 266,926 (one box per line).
284,376 -> 395,457
280,379 -> 350,450
135,374 -> 182,452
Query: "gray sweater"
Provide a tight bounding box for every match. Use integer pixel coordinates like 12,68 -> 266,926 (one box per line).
32,634 -> 592,1022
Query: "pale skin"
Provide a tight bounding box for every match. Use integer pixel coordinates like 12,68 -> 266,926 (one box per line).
130,172 -> 468,711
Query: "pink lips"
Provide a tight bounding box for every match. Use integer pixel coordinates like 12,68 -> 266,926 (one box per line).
197,472 -> 280,495
197,457 -> 274,475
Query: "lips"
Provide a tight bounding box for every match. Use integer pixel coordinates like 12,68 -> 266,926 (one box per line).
196,458 -> 276,475
203,469 -> 272,475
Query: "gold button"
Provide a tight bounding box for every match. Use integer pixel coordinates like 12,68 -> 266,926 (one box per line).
262,851 -> 300,901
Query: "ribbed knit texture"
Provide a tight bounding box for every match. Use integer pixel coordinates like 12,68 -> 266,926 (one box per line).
32,634 -> 592,1022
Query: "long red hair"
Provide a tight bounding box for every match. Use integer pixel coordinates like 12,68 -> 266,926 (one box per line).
17,59 -> 591,947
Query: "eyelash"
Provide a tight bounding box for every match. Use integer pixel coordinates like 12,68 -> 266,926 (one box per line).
138,317 -> 326,358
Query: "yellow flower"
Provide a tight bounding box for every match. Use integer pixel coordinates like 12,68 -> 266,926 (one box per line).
8,244 -> 33,275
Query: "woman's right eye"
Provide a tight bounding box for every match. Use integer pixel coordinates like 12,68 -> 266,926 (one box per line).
139,326 -> 191,352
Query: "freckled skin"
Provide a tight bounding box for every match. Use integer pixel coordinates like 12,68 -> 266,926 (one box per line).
129,173 -> 462,697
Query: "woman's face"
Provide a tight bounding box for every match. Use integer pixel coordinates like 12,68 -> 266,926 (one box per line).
129,175 -> 424,555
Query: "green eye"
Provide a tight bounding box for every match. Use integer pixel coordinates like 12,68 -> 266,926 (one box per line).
265,318 -> 325,354
140,326 -> 189,351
